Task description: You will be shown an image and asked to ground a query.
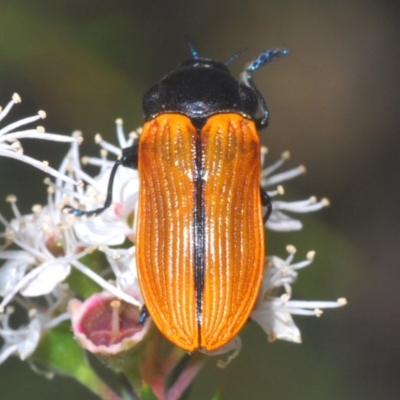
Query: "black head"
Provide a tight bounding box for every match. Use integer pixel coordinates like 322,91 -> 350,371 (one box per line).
142,58 -> 259,130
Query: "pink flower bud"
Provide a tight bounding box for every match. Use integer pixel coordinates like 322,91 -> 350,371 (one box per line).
69,292 -> 150,355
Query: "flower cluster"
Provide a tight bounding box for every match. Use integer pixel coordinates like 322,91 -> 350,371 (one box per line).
0,94 -> 346,399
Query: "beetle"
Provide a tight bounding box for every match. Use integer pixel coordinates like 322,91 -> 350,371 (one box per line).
67,47 -> 289,352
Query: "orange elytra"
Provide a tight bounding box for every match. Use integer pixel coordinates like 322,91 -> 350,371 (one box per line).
67,47 -> 289,351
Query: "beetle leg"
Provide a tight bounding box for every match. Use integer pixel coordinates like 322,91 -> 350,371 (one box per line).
260,187 -> 272,223
120,144 -> 139,170
64,144 -> 139,217
139,305 -> 149,325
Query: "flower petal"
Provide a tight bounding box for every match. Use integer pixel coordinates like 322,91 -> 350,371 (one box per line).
17,319 -> 42,360
20,261 -> 71,297
0,259 -> 30,297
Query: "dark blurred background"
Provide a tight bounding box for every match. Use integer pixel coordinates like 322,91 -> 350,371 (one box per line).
0,1 -> 399,399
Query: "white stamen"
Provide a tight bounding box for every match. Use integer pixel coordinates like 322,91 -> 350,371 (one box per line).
45,313 -> 70,329
0,95 -> 20,123
32,204 -> 42,213
110,300 -> 121,335
281,293 -> 290,302
286,244 -> 296,254
337,298 -> 347,306
11,141 -> 21,151
261,146 -> 268,154
216,336 -> 242,368
3,131 -> 77,143
5,195 -> 17,203
94,133 -> 102,144
12,93 -> 21,103
273,198 -> 327,213
129,131 -> 139,140
71,260 -> 141,307
306,251 -> 315,261
115,118 -> 127,149
72,130 -> 82,138
315,309 -> 323,317
0,144 -> 78,185
97,139 -> 122,156
322,198 -> 330,207
262,165 -> 305,186
100,149 -> 108,158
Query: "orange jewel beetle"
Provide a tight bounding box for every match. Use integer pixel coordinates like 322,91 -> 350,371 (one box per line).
67,47 -> 289,352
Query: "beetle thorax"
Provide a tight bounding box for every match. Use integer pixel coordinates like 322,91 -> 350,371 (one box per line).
142,58 -> 258,129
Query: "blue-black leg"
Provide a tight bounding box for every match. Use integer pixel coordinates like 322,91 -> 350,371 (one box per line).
260,187 -> 272,223
64,144 -> 139,217
139,305 -> 149,325
120,144 -> 139,170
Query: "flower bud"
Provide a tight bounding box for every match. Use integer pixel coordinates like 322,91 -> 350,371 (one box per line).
69,292 -> 150,369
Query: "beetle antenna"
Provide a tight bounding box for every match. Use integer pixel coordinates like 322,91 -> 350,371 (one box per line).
188,41 -> 200,60
245,48 -> 289,73
240,48 -> 289,130
224,48 -> 248,66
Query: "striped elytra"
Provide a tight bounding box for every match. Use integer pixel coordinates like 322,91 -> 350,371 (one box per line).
64,51 -> 289,352
136,113 -> 264,352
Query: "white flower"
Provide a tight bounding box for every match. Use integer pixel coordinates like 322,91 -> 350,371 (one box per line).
0,93 -> 78,184
0,131 -> 140,311
0,313 -> 42,363
102,246 -> 142,303
45,119 -> 347,342
64,121 -> 140,246
0,287 -> 70,364
251,245 -> 347,343
0,193 -> 80,309
261,148 -> 329,231
0,100 -> 346,366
